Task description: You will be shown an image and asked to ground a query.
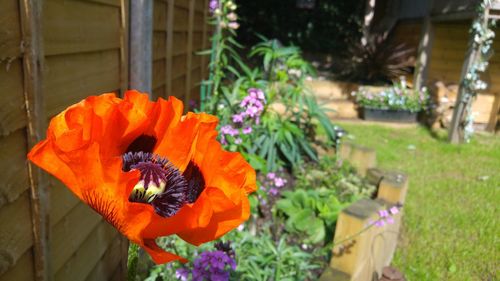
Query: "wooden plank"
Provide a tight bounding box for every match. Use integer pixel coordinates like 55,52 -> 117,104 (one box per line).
175,0 -> 190,10
78,0 -> 122,7
0,130 -> 30,208
172,54 -> 188,79
50,202 -> 103,273
173,6 -> 190,31
153,59 -> 167,89
83,235 -> 126,281
55,221 -> 119,281
44,50 -> 121,118
0,59 -> 27,136
49,179 -> 79,227
153,84 -> 166,98
44,0 -> 121,56
171,75 -> 186,99
0,0 -> 22,59
192,31 -> 204,50
0,192 -> 34,276
153,31 -> 167,60
191,66 -> 202,89
119,0 -> 129,95
154,0 -> 168,31
200,0 -> 210,84
193,11 -> 206,31
185,0 -> 196,105
0,249 -> 35,281
192,54 -> 202,70
166,0 -> 174,96
173,32 -> 188,55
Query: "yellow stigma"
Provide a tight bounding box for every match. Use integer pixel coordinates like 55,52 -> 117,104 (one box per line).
129,180 -> 166,203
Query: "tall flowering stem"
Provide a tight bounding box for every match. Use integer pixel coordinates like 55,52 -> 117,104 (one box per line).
201,0 -> 241,113
449,0 -> 496,143
332,204 -> 403,254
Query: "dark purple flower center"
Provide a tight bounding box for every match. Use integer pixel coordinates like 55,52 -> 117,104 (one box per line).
122,136 -> 206,217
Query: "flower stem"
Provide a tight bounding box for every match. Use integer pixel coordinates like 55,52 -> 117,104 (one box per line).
127,243 -> 140,281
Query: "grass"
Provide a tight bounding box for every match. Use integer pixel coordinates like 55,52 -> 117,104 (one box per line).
336,123 -> 500,281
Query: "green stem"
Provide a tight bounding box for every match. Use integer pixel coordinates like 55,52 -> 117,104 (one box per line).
332,223 -> 374,247
127,243 -> 140,281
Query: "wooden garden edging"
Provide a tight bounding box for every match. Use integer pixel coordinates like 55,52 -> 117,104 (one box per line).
320,143 -> 409,281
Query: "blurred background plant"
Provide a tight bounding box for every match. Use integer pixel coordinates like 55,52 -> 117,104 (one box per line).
353,77 -> 430,113
338,34 -> 415,85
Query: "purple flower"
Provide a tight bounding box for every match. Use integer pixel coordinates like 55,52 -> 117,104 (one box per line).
378,210 -> 389,218
176,268 -> 190,281
386,216 -> 395,224
232,113 -> 244,123
267,172 -> 276,180
269,188 -> 279,196
192,250 -> 236,281
375,220 -> 385,227
220,135 -> 227,145
228,22 -> 240,30
274,177 -> 286,187
389,206 -> 399,215
242,126 -> 252,134
209,0 -> 219,13
234,138 -> 242,144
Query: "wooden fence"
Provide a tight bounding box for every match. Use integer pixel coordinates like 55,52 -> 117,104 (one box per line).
0,0 -> 211,280
320,143 -> 408,281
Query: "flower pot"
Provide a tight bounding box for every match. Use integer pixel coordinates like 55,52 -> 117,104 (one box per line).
362,107 -> 418,123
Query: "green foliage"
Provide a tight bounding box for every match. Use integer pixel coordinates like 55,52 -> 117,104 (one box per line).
205,30 -> 341,172
275,156 -> 376,244
144,228 -> 322,281
353,77 -> 430,113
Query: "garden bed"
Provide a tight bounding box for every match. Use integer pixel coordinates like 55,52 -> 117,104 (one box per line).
362,108 -> 418,123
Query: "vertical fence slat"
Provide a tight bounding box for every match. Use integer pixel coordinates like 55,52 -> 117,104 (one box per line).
184,0 -> 196,105
166,0 -> 175,96
119,0 -> 129,95
200,0 -> 209,85
19,0 -> 50,280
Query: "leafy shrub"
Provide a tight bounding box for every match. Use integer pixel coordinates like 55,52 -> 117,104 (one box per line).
145,228 -> 322,281
276,156 -> 376,244
339,34 -> 415,84
353,77 -> 430,112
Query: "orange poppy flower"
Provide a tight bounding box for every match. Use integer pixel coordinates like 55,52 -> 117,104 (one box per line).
28,90 -> 256,264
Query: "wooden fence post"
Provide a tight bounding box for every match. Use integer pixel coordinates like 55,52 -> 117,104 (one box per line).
130,0 -> 153,95
19,0 -> 50,280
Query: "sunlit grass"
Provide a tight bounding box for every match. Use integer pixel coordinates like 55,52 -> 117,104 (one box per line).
336,123 -> 500,281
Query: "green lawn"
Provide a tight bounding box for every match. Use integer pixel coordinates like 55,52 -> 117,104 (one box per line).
336,123 -> 499,281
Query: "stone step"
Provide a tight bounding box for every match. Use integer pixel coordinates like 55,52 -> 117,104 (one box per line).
305,80 -> 358,100
321,99 -> 359,119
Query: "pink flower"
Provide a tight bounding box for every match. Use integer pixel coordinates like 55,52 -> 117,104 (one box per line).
389,206 -> 399,215
242,127 -> 252,134
266,173 -> 276,180
386,217 -> 395,224
378,210 -> 389,218
228,22 -> 239,30
274,177 -> 286,187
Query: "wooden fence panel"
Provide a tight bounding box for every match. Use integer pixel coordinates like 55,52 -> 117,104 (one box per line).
427,20 -> 500,126
153,0 -> 211,106
0,0 -> 211,280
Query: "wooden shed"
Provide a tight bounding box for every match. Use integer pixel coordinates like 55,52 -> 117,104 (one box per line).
0,0 -> 211,280
371,0 -> 500,131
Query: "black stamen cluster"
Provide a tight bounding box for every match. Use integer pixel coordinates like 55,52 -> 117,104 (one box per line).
122,151 -> 206,218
